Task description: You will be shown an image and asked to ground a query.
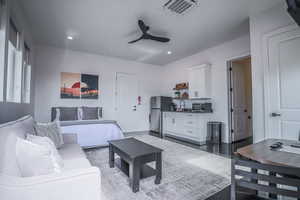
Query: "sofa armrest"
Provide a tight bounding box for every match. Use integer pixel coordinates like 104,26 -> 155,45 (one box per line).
62,133 -> 78,144
0,167 -> 101,200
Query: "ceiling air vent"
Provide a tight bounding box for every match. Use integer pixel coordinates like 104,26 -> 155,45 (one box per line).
164,0 -> 198,15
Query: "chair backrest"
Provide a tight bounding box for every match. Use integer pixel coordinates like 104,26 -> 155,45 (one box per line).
232,157 -> 300,199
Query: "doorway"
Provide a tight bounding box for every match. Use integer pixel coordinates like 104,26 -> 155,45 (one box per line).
115,72 -> 139,132
228,56 -> 253,143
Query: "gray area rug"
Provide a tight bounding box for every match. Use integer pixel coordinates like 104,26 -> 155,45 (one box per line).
85,135 -> 231,200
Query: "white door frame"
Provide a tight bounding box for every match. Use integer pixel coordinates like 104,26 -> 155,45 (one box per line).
262,24 -> 300,139
227,53 -> 251,143
114,72 -> 139,132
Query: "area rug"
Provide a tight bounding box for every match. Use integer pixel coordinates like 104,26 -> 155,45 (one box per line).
85,135 -> 231,200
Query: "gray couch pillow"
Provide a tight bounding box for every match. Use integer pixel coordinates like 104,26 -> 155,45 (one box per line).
34,121 -> 64,148
81,107 -> 102,120
59,107 -> 78,121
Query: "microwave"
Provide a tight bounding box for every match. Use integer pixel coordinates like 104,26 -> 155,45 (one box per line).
192,103 -> 212,112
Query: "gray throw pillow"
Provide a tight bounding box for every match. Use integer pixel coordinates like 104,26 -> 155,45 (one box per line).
34,121 -> 64,148
81,107 -> 102,120
59,107 -> 78,121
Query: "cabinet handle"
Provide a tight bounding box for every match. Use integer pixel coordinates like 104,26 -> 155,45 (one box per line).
187,130 -> 193,133
188,121 -> 193,124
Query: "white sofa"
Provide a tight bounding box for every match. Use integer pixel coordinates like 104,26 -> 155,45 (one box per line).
0,116 -> 101,200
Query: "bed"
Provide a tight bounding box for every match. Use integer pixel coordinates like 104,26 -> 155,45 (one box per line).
51,107 -> 124,148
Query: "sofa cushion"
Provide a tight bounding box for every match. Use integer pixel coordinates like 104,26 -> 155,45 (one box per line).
63,158 -> 91,170
59,107 -> 78,121
58,143 -> 91,170
0,116 -> 35,176
58,144 -> 86,160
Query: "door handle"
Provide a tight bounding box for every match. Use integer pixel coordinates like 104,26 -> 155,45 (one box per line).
271,113 -> 281,117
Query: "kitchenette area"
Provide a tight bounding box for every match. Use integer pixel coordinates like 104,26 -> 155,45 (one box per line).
150,64 -> 221,145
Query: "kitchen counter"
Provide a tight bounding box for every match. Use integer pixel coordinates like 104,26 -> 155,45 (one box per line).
163,110 -> 213,114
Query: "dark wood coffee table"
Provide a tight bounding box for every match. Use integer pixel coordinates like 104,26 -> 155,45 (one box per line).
108,138 -> 163,193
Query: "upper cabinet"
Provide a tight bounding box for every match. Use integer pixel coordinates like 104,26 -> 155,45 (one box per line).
188,64 -> 211,99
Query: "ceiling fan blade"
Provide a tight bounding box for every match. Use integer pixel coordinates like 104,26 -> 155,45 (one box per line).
147,34 -> 170,43
128,36 -> 143,44
138,20 -> 149,33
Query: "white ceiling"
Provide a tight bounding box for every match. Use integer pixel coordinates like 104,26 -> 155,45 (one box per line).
20,0 -> 282,65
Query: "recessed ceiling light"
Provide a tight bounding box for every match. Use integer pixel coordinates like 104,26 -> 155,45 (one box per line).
167,51 -> 172,55
67,36 -> 74,40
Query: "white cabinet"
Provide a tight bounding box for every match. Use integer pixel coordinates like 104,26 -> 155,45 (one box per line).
162,112 -> 210,144
163,112 -> 177,133
188,64 -> 211,99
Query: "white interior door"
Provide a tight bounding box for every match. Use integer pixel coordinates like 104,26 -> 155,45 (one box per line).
116,73 -> 138,132
267,27 -> 300,141
231,61 -> 251,142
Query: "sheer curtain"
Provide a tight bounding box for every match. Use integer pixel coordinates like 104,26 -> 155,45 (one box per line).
6,41 -> 22,102
22,44 -> 31,103
6,20 -> 22,103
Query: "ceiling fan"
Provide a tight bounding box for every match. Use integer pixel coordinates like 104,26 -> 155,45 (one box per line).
128,20 -> 170,44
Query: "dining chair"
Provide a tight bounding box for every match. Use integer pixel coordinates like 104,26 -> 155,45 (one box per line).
231,156 -> 300,200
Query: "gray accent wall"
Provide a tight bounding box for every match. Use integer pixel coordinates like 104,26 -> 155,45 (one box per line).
0,0 -> 35,124
0,102 -> 34,123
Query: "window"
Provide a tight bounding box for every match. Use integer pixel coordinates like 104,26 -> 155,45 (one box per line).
6,19 -> 22,103
22,43 -> 31,103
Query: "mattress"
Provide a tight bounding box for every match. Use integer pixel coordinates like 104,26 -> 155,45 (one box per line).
60,121 -> 124,148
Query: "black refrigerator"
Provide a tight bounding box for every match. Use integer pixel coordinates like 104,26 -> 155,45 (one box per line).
150,96 -> 173,137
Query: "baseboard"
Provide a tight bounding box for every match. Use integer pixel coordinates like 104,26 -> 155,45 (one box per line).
164,134 -> 206,146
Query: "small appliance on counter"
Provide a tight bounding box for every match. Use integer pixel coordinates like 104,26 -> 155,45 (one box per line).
192,103 -> 213,113
170,103 -> 177,111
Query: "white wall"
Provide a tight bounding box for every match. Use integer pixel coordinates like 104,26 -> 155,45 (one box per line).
34,2 -> 296,141
250,2 -> 295,142
34,46 -> 163,132
161,35 -> 251,143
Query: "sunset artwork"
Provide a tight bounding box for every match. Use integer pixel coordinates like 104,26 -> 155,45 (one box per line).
60,72 -> 99,99
81,74 -> 99,99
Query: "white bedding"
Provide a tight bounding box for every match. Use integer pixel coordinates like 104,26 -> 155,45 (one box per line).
61,123 -> 124,148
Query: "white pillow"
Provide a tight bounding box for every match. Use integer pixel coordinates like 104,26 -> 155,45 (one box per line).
27,134 -> 64,168
16,137 -> 62,177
